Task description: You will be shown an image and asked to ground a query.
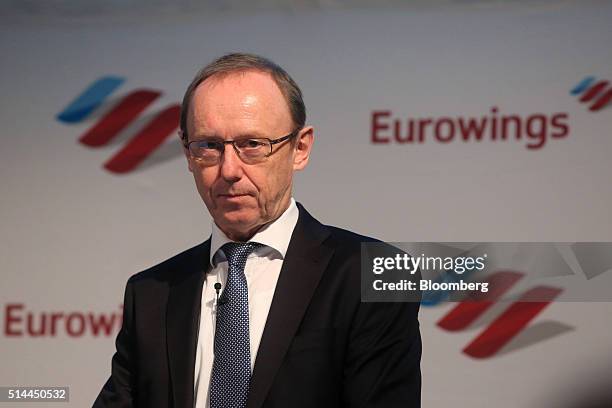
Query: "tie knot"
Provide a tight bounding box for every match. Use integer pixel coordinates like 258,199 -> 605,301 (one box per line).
220,242 -> 262,266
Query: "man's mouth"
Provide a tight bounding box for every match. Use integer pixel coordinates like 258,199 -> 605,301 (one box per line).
217,193 -> 252,199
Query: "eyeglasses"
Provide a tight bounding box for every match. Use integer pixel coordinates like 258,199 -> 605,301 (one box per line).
183,128 -> 300,165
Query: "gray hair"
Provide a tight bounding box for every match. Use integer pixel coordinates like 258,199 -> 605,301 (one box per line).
179,52 -> 306,141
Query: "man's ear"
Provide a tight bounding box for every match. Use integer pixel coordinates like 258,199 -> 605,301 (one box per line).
293,126 -> 314,171
179,131 -> 194,173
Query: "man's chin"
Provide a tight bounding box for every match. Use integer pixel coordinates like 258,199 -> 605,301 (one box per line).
214,209 -> 260,237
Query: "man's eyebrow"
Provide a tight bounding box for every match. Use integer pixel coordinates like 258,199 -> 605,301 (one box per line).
190,133 -> 221,140
191,131 -> 268,140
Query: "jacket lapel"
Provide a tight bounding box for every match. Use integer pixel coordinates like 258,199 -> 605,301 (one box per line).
248,204 -> 334,408
166,240 -> 210,408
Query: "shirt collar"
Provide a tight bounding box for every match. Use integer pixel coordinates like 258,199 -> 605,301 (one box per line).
209,197 -> 299,266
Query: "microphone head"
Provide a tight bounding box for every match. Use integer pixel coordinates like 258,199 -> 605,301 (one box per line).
214,282 -> 222,291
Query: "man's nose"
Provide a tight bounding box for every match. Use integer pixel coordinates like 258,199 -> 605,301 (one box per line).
219,144 -> 243,181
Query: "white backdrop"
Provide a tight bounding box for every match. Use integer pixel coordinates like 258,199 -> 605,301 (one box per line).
1,1 -> 612,407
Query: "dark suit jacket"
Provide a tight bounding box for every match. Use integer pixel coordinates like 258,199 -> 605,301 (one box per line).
94,204 -> 421,407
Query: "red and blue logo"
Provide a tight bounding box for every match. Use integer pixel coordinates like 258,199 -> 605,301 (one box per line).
57,76 -> 180,174
571,76 -> 612,112
428,271 -> 564,359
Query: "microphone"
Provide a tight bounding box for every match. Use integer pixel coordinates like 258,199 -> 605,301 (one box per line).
214,282 -> 228,305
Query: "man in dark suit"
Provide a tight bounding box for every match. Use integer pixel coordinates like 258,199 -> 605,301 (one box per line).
94,53 -> 420,408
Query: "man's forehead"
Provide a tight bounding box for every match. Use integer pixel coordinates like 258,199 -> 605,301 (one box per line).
195,70 -> 283,101
188,70 -> 292,132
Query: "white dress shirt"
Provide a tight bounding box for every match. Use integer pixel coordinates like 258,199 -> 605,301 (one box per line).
193,198 -> 299,408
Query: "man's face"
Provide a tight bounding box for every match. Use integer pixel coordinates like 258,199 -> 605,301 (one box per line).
184,70 -> 313,241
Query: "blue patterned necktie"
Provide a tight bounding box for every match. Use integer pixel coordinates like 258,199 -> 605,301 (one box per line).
210,242 -> 260,408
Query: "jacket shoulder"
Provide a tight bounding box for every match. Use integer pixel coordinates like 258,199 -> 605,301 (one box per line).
127,240 -> 209,286
324,225 -> 382,250
323,225 -> 404,271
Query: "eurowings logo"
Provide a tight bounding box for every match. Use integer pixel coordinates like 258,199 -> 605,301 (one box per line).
423,271 -> 565,359
56,76 -> 180,174
571,76 -> 612,112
